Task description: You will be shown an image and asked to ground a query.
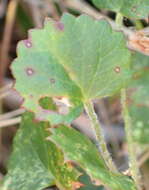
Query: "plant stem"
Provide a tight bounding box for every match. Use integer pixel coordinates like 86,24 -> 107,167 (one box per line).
115,12 -> 123,27
121,89 -> 142,190
84,100 -> 117,172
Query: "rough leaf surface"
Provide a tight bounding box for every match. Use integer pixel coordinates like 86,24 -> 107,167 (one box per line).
92,0 -> 149,19
50,125 -> 136,190
1,112 -> 80,190
12,13 -> 131,123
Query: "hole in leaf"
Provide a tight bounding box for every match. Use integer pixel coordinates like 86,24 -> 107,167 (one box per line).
39,97 -> 57,111
114,66 -> 121,73
131,6 -> 137,12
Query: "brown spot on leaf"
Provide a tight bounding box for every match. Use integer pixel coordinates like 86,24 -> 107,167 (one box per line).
132,73 -> 141,80
24,40 -> 32,48
72,182 -> 84,189
131,6 -> 137,12
29,94 -> 34,98
26,68 -> 34,76
114,66 -> 121,73
50,78 -> 55,84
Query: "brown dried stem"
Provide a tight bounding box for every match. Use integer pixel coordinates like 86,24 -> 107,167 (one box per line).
0,0 -> 19,85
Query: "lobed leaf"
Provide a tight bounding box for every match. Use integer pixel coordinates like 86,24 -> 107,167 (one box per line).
50,125 -> 136,190
12,13 -> 131,124
92,0 -> 149,19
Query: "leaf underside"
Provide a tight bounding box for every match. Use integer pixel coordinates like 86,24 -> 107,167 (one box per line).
92,0 -> 149,19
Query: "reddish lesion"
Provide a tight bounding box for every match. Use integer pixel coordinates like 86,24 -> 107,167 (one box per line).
25,67 -> 35,76
23,39 -> 32,48
54,21 -> 65,31
71,181 -> 85,189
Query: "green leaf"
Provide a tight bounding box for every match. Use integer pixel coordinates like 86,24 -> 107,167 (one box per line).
128,53 -> 149,144
78,172 -> 104,190
47,142 -> 80,190
92,0 -> 149,19
1,112 -> 54,190
129,71 -> 149,144
39,97 -> 57,111
50,125 -> 136,190
132,52 -> 149,73
1,112 -> 80,190
12,14 -> 131,124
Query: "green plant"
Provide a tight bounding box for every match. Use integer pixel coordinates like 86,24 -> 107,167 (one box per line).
1,1 -> 149,190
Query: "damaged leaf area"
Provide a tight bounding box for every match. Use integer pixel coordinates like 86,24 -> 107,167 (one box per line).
50,125 -> 136,190
1,112 -> 80,190
12,13 -> 131,124
92,0 -> 149,19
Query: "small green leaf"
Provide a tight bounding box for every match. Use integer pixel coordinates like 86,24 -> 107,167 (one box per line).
12,14 -> 131,124
50,125 -> 136,190
92,0 -> 149,19
1,113 -> 80,190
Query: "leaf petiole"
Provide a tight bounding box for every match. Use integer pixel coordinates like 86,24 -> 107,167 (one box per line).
84,100 -> 117,172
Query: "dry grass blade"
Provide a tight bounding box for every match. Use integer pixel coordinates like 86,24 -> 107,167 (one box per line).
0,0 -> 19,85
138,149 -> 149,167
0,117 -> 21,128
0,108 -> 25,121
0,91 -> 10,100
